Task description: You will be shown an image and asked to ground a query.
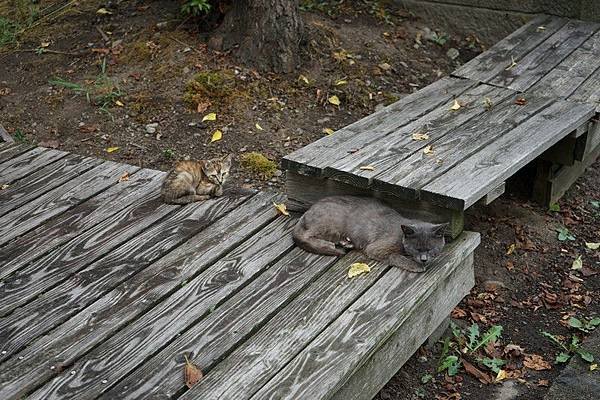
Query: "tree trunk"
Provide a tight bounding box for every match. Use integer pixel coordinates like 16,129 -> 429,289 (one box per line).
212,0 -> 305,73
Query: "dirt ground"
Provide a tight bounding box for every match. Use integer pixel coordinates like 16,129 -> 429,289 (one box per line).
1,1 -> 598,399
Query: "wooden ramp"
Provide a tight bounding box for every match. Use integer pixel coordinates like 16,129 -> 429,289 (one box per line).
0,143 -> 478,400
283,15 -> 600,236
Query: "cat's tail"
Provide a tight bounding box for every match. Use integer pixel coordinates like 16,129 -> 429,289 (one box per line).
292,217 -> 345,257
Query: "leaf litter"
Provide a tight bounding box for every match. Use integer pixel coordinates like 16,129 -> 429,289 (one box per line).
183,354 -> 203,388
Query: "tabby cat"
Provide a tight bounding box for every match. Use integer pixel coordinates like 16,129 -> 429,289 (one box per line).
292,195 -> 448,272
161,155 -> 232,204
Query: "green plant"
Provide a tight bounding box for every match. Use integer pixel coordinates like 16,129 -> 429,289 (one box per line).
181,0 -> 212,16
437,337 -> 460,376
568,316 -> 600,333
541,331 -> 595,364
556,227 -> 576,241
13,129 -> 27,143
0,17 -> 18,47
164,148 -> 175,159
549,203 -> 560,212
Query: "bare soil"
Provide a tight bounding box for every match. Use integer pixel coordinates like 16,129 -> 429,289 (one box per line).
1,2 -> 598,400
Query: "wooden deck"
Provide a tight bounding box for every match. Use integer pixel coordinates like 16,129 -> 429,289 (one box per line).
283,15 -> 600,233
0,143 -> 479,400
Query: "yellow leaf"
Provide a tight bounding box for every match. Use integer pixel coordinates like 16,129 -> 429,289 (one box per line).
255,123 -> 263,131
483,97 -> 493,110
202,113 -> 217,122
211,130 -> 222,143
590,363 -> 598,371
505,56 -> 518,70
115,100 -> 124,107
298,74 -> 310,84
335,79 -> 348,86
328,95 -> 341,106
273,202 -> 289,216
96,8 -> 112,15
323,128 -> 334,135
495,369 -> 507,383
450,99 -> 462,111
359,165 -> 375,171
571,255 -> 583,270
585,242 -> 600,250
106,147 -> 120,153
40,42 -> 50,48
348,262 -> 370,278
0,184 -> 9,190
412,132 -> 429,141
506,243 -> 516,255
423,145 -> 433,155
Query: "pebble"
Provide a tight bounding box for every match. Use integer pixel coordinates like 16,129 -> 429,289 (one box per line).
447,48 -> 460,60
18,356 -> 23,360
145,123 -> 158,134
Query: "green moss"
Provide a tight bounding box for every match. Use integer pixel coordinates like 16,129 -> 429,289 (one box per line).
240,152 -> 277,179
184,69 -> 236,103
383,92 -> 400,106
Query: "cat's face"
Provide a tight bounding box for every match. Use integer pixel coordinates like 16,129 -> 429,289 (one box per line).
202,154 -> 232,185
401,223 -> 448,266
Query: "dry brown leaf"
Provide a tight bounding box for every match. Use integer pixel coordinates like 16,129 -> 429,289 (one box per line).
450,99 -> 462,111
273,202 -> 289,216
423,145 -> 433,155
359,165 -> 375,171
451,307 -> 467,319
78,124 -> 99,133
537,379 -> 550,387
463,360 -> 493,384
523,354 -> 552,371
515,97 -> 527,106
119,172 -> 130,182
39,140 -> 60,149
184,355 -> 203,388
196,101 -> 210,113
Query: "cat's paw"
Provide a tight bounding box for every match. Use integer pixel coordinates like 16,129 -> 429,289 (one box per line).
212,185 -> 224,197
336,237 -> 354,250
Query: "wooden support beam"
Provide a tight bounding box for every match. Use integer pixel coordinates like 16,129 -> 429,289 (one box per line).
480,182 -> 505,205
0,123 -> 14,143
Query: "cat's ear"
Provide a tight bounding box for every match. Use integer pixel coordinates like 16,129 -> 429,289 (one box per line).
433,223 -> 448,237
401,225 -> 416,236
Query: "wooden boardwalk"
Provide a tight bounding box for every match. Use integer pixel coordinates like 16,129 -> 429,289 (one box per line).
0,142 -> 478,400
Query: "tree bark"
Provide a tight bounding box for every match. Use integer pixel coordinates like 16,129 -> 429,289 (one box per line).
212,0 -> 305,73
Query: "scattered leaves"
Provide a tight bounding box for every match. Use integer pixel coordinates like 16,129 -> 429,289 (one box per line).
273,202 -> 289,216
202,113 -> 216,122
523,354 -> 552,370
106,147 -> 120,153
505,56 -> 518,70
423,145 -> 433,155
211,130 -> 222,143
118,172 -> 130,182
359,165 -> 375,171
450,99 -> 462,111
183,355 -> 203,388
323,128 -> 334,135
515,97 -> 527,106
463,360 -> 492,384
571,255 -> 582,270
412,132 -> 430,141
348,262 -> 371,278
328,95 -> 341,106
585,242 -> 599,250
255,123 -> 263,131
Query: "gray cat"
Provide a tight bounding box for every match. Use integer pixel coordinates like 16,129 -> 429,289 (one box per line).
292,195 -> 448,272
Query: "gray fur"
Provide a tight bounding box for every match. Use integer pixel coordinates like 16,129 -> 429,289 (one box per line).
292,195 -> 448,272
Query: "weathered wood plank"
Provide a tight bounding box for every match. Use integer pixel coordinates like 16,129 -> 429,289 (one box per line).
249,233 -> 479,400
422,100 -> 596,209
481,182 -> 506,205
0,193 -> 182,317
282,77 -> 476,177
0,154 -> 102,217
0,194 -> 251,362
0,143 -> 33,164
0,123 -> 14,143
372,93 -> 555,199
453,15 -> 567,83
330,254 -> 475,400
0,161 -> 134,248
324,85 -> 514,188
0,147 -> 68,183
0,168 -> 159,278
528,30 -> 600,99
568,67 -> 600,109
178,253 -> 389,400
540,134 -> 579,166
0,193 -> 278,399
489,20 -> 600,92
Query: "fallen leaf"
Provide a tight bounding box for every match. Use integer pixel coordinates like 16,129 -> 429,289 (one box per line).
483,97 -> 493,110
0,88 -> 10,96
537,379 -> 549,387
536,26 -> 546,32
359,165 -> 375,171
78,124 -> 98,133
328,95 -> 341,106
571,255 -> 583,270
348,262 -> 370,278
450,99 -> 462,111
202,113 -> 217,122
463,360 -> 492,384
197,101 -> 210,113
298,74 -> 309,85
255,123 -> 263,131
506,243 -> 516,255
585,242 -> 599,250
523,354 -> 552,371
505,56 -> 518,70
273,202 -> 289,216
40,41 -> 50,48
378,62 -> 392,71
96,8 -> 113,15
106,147 -> 120,153
423,145 -> 433,155
0,184 -> 9,190
115,100 -> 124,107
412,132 -> 429,141
451,307 -> 467,319
590,363 -> 598,371
504,344 -> 524,357
211,130 -> 222,143
183,355 -> 203,388
335,79 -> 347,86
323,128 -> 334,135
495,369 -> 507,383
515,97 -> 527,106
118,172 -> 130,182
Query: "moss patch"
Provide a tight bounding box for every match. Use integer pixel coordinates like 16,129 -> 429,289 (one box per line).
183,69 -> 237,108
240,152 -> 278,179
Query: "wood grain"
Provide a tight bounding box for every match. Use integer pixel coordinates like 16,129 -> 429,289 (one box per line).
422,100 -> 596,209
0,143 -> 33,164
568,67 -> 600,109
0,154 -> 102,217
250,233 -> 479,400
0,193 -> 278,400
0,147 -> 68,183
0,194 -> 250,361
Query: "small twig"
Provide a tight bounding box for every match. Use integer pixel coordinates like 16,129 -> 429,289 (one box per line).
13,48 -> 86,56
130,143 -> 148,151
95,26 -> 110,43
80,137 -> 95,143
167,35 -> 203,55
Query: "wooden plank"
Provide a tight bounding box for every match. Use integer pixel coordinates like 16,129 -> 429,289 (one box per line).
285,171 -> 464,238
489,20 -> 600,92
453,15 -> 567,83
0,168 -> 159,278
0,123 -> 14,143
481,182 -> 505,205
422,100 -> 596,210
330,254 -> 475,400
324,85 -> 514,188
0,147 -> 69,183
249,233 -> 479,400
0,143 -> 33,164
0,161 -> 134,248
0,193 -> 278,399
568,67 -> 600,108
528,30 -> 600,99
540,134 -> 578,166
282,77 -> 476,177
371,93 -> 555,199
0,154 -> 102,217
0,194 -> 251,363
